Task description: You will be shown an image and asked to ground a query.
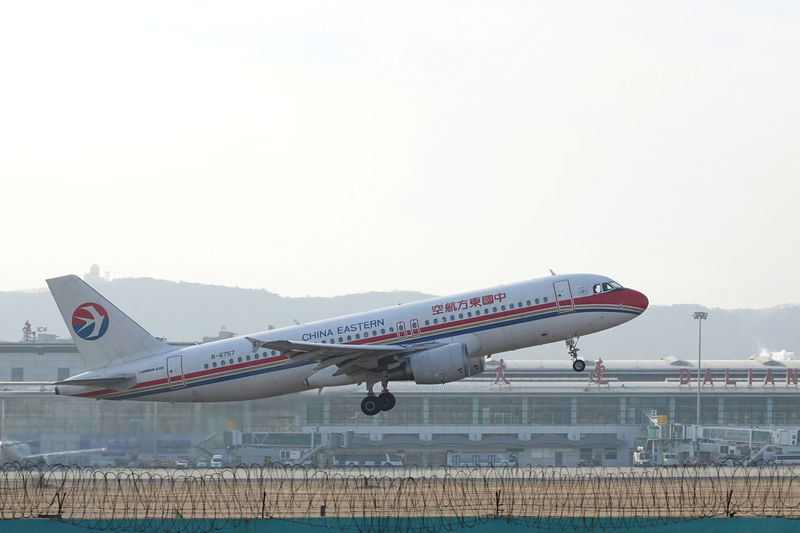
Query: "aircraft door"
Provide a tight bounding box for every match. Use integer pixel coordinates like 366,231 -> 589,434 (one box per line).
553,280 -> 575,314
166,355 -> 186,390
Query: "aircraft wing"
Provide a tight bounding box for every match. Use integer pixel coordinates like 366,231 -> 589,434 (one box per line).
24,447 -> 107,463
245,337 -> 442,377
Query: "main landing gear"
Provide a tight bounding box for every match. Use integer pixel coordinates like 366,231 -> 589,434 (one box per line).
567,338 -> 586,372
360,380 -> 396,416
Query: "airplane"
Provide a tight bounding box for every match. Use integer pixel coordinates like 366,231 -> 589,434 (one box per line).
0,400 -> 105,465
46,273 -> 648,416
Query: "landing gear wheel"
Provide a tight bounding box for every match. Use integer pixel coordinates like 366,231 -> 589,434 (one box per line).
360,395 -> 381,416
378,392 -> 396,411
566,337 -> 584,372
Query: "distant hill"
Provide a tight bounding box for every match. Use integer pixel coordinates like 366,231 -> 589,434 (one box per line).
1,277 -> 797,361
0,277 -> 432,344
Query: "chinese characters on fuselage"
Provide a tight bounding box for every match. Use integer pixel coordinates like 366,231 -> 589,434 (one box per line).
432,292 -> 508,315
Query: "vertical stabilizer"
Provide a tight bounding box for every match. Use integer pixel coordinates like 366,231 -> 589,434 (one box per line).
47,275 -> 173,370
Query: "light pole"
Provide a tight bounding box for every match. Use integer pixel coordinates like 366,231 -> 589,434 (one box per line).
693,311 -> 708,457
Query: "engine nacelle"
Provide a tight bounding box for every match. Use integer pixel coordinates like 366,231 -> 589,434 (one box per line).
404,343 -> 481,384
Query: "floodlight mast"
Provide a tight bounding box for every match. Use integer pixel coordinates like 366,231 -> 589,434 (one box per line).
693,311 -> 708,458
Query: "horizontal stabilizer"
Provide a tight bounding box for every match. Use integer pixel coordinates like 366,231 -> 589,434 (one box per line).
53,376 -> 136,391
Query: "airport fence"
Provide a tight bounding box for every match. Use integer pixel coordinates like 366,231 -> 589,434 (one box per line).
1,464 -> 800,532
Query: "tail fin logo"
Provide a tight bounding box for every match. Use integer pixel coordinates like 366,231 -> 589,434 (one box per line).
72,303 -> 110,340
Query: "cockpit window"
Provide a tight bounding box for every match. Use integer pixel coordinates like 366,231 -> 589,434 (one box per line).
593,280 -> 623,294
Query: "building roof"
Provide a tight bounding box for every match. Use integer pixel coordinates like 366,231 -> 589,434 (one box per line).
340,433 -> 625,451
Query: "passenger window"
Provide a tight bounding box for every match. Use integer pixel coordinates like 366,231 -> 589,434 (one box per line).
381,329 -> 386,334
535,298 -> 540,304
355,334 -> 360,339
467,312 -> 472,317
347,335 -> 352,341
459,313 -> 464,319
450,315 -> 455,320
373,330 -> 377,335
204,363 -> 209,369
543,297 -> 548,302
501,305 -> 506,311
246,355 -> 250,361
425,320 -> 430,325
433,318 -> 438,324
389,327 -> 394,333
493,307 -> 497,312
255,353 -> 259,359
220,360 -> 225,366
526,300 -> 531,306
238,357 -> 242,363
212,362 -> 217,368
509,304 -> 514,309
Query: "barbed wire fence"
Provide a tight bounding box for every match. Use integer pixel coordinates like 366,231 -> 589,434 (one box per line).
1,464 -> 799,533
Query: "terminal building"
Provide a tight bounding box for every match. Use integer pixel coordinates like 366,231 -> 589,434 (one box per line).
2,340 -> 799,467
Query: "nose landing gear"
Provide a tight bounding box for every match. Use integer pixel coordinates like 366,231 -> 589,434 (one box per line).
567,338 -> 586,372
360,379 -> 396,416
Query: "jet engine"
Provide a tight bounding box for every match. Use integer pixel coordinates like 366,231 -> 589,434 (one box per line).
393,343 -> 484,384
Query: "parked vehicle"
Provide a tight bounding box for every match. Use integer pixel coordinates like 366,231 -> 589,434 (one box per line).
446,452 -> 518,467
333,453 -> 403,466
662,453 -> 678,466
770,454 -> 800,465
633,448 -> 652,466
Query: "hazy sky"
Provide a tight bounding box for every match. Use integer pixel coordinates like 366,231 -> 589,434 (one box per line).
1,2 -> 798,308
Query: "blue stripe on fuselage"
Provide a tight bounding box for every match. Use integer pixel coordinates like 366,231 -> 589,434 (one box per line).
112,360 -> 316,400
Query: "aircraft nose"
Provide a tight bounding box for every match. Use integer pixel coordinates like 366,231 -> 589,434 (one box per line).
628,289 -> 649,313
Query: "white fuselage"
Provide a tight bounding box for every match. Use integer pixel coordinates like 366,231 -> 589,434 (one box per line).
57,273 -> 647,402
